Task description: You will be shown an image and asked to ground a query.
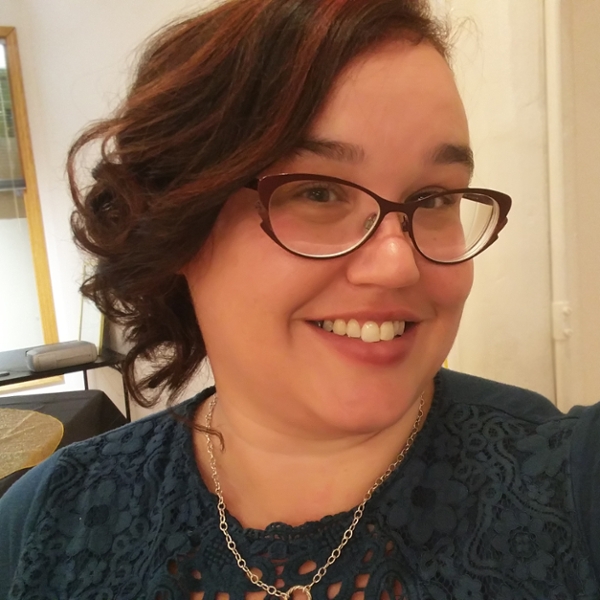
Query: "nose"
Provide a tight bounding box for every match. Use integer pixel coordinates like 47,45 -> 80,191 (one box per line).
345,212 -> 421,288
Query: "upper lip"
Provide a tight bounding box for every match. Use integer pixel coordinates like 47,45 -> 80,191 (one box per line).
307,309 -> 422,324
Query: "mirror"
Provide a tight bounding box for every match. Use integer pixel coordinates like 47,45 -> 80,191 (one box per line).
0,27 -> 57,352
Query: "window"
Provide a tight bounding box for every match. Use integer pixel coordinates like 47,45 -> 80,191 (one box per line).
0,27 -> 58,352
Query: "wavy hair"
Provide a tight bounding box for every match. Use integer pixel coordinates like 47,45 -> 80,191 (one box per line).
69,0 -> 449,407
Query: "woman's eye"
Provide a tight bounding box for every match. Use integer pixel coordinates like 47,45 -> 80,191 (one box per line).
296,185 -> 344,203
412,191 -> 458,209
406,190 -> 438,204
304,187 -> 334,202
422,196 -> 446,208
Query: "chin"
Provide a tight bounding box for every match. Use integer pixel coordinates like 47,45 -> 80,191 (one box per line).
309,379 -> 423,434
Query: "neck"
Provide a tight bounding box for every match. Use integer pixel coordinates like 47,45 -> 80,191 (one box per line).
194,386 -> 431,529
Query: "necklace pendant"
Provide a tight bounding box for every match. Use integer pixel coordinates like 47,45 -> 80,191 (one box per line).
285,585 -> 312,600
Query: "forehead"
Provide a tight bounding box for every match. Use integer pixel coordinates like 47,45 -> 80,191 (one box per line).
307,41 -> 469,166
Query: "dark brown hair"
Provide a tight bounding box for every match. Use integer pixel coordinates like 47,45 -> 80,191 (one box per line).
69,0 -> 449,407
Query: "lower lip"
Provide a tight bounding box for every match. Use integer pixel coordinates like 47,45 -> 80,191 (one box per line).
308,322 -> 417,366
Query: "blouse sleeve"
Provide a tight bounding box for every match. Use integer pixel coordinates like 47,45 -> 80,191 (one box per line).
570,401 -> 600,581
0,452 -> 62,600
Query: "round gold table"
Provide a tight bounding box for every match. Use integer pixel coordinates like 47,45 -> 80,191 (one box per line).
0,408 -> 64,479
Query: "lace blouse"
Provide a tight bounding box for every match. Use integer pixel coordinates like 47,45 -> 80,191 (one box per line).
1,369 -> 599,600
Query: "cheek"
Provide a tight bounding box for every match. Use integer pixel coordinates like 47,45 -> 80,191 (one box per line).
424,260 -> 474,313
181,196 -> 260,328
182,195 -> 338,336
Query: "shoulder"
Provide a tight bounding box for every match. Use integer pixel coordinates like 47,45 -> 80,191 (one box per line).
568,394 -> 600,580
436,368 -> 600,445
31,391 -> 199,488
437,368 -> 565,422
433,368 -> 600,485
0,389 -> 212,599
0,451 -> 61,600
0,387 -> 210,506
431,369 -> 600,580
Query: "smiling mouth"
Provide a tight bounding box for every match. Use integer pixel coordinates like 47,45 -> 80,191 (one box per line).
311,319 -> 413,343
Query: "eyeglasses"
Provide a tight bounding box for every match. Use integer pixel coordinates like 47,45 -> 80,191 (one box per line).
246,174 -> 512,264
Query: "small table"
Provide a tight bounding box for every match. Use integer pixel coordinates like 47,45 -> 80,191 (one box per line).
0,389 -> 128,497
0,347 -> 130,421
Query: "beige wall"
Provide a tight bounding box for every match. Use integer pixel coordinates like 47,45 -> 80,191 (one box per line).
443,0 -> 555,402
563,0 -> 600,406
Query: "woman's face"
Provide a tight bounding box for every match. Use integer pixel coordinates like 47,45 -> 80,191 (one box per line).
183,41 -> 473,437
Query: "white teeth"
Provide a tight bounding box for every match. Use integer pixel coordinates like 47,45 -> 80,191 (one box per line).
346,319 -> 361,339
394,321 -> 406,336
318,319 -> 407,342
333,319 -> 346,336
380,321 -> 396,341
361,321 -> 380,343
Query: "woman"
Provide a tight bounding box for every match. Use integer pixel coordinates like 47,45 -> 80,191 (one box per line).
1,0 -> 599,598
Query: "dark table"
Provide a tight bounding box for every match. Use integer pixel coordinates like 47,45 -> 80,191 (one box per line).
0,389 -> 128,497
0,346 -> 130,421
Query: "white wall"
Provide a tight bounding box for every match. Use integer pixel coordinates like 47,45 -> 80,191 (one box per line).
1,0 -> 595,414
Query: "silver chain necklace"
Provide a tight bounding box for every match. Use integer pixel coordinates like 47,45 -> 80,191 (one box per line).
204,393 -> 425,600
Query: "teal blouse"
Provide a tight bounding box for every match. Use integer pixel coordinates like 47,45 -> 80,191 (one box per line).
1,369 -> 599,599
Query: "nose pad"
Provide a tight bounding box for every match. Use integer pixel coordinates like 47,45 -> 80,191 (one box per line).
400,213 -> 409,233
363,213 -> 378,233
362,212 -> 408,238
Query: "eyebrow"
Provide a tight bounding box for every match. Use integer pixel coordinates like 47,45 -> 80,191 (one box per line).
295,138 -> 475,175
295,138 -> 365,163
431,143 -> 475,175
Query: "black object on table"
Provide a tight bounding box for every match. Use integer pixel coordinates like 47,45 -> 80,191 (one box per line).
0,389 -> 128,497
0,346 -> 130,421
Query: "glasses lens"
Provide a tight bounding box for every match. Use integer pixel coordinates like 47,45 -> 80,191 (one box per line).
267,180 -> 380,257
412,192 -> 499,262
